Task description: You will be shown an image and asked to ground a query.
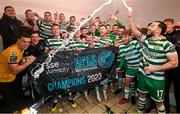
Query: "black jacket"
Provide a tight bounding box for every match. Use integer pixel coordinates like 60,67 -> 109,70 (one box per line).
26,40 -> 46,57
0,14 -> 23,49
165,30 -> 180,73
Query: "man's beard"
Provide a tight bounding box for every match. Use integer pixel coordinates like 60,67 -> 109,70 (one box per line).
146,30 -> 153,38
146,33 -> 153,38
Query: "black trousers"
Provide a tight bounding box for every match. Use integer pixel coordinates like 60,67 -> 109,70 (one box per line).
165,69 -> 180,113
0,76 -> 23,112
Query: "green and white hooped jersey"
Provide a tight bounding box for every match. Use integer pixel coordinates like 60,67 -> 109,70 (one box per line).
118,40 -> 142,70
37,20 -> 53,40
139,35 -> 177,80
98,37 -> 113,48
68,39 -> 89,50
93,42 -> 102,48
45,38 -> 67,51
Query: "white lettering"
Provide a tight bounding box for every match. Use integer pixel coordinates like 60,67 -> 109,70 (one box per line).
87,73 -> 102,83
46,62 -> 59,69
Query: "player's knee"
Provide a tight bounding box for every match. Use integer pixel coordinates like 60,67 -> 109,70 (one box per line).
125,77 -> 133,86
138,92 -> 146,98
156,102 -> 164,108
156,102 -> 165,114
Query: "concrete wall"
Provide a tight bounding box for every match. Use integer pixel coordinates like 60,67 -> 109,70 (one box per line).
0,0 -> 180,27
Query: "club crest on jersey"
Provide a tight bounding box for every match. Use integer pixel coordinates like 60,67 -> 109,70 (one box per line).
154,46 -> 160,50
10,51 -> 17,63
170,45 -> 175,50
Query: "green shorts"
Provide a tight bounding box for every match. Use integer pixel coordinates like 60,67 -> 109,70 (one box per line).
125,68 -> 138,78
137,72 -> 165,102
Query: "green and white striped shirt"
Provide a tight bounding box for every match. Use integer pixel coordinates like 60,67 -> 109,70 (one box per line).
118,40 -> 142,70
68,39 -> 89,50
98,37 -> 113,48
139,35 -> 177,80
37,20 -> 53,40
45,38 -> 67,51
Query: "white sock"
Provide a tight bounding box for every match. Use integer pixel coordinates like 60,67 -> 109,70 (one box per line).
84,90 -> 88,97
124,87 -> 130,99
157,104 -> 166,114
95,86 -> 101,102
103,89 -> 107,100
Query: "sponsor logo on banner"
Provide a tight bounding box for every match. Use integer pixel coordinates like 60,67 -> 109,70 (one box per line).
29,46 -> 117,94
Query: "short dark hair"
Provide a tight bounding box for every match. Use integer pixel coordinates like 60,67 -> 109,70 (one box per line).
106,24 -> 111,27
154,21 -> 167,35
80,27 -> 87,31
119,25 -> 126,30
44,11 -> 51,15
59,13 -> 64,16
4,6 -> 14,12
19,27 -> 33,39
25,9 -> 32,15
95,16 -> 100,19
112,24 -> 119,27
147,22 -> 152,27
52,24 -> 60,30
70,16 -> 76,20
31,31 -> 39,35
66,26 -> 74,32
99,24 -> 107,29
86,32 -> 93,36
163,18 -> 174,24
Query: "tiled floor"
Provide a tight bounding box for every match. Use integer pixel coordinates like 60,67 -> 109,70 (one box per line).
39,86 -> 138,113
38,86 -> 176,113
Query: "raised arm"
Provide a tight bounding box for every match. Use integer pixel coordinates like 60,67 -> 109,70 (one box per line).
127,9 -> 142,40
34,12 -> 42,20
8,55 -> 36,74
53,11 -> 59,24
110,15 -> 124,27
